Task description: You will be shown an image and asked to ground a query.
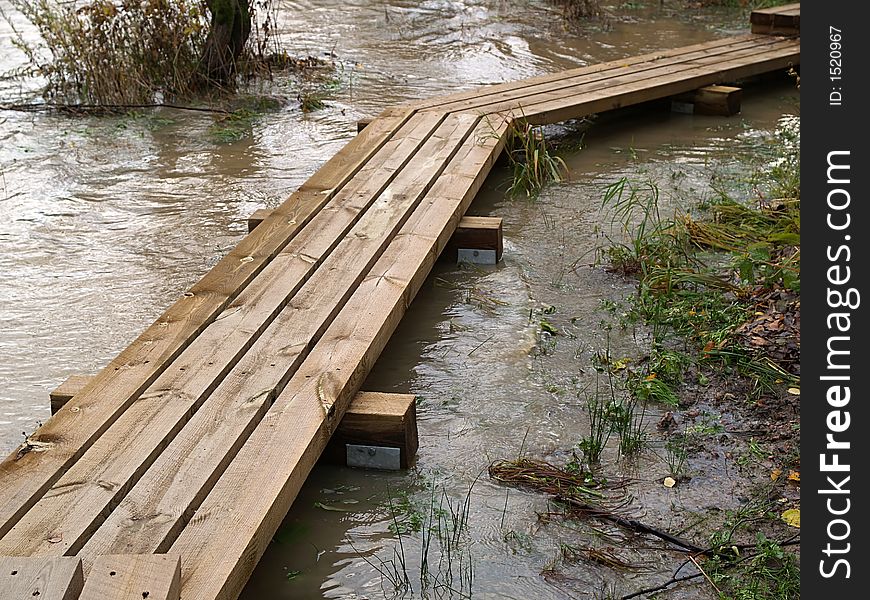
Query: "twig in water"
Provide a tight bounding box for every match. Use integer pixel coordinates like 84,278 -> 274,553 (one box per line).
689,554 -> 722,595
468,334 -> 494,356
620,571 -> 704,599
0,102 -> 231,115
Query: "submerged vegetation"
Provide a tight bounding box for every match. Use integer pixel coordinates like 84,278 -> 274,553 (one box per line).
598,114 -> 800,404
488,113 -> 801,597
502,120 -> 568,198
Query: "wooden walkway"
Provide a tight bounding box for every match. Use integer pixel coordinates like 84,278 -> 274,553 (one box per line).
0,8 -> 799,600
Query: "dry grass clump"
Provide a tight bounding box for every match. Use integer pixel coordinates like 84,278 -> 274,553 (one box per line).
3,0 -> 284,106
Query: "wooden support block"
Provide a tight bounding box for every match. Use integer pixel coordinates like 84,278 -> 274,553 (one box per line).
50,378 -> 419,469
0,556 -> 83,600
672,85 -> 742,116
442,216 -> 503,264
357,117 -> 374,132
249,210 -> 504,263
49,374 -> 95,415
322,392 -> 418,469
246,208 -> 274,234
750,3 -> 800,35
80,555 -> 180,600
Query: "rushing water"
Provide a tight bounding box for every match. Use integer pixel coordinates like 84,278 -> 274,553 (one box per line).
0,1 -> 797,598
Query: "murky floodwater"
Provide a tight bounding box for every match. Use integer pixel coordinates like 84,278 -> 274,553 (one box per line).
1,1 -> 797,598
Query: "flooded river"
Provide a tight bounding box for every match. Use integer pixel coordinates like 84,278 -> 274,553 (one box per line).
1,1 -> 797,598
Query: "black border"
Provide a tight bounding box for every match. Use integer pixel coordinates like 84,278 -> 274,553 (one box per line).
802,1 -> 869,596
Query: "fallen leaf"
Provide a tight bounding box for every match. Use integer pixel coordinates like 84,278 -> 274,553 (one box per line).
771,468 -> 782,481
781,508 -> 800,528
663,476 -> 676,488
787,470 -> 800,482
787,387 -> 800,395
612,358 -> 630,371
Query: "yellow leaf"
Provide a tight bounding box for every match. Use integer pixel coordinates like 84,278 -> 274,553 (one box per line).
770,468 -> 782,481
787,470 -> 800,482
781,508 -> 800,528
644,373 -> 657,381
663,476 -> 676,488
787,387 -> 800,395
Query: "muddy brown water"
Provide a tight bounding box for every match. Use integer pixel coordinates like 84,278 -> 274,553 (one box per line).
1,1 -> 797,598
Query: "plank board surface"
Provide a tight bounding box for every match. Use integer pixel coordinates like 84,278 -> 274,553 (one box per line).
0,107 -> 414,538
72,113 -> 477,565
0,112 -> 450,558
408,34 -> 755,110
516,42 -> 799,124
423,34 -> 782,115
0,556 -> 83,600
80,554 -> 180,600
478,38 -> 799,122
49,375 -> 94,415
168,116 -> 510,600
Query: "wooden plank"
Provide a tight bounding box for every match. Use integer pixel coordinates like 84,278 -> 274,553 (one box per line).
251,211 -> 504,264
167,115 -> 510,600
406,34 -> 759,111
323,392 -> 418,468
423,35 -> 779,115
47,377 -> 419,469
750,3 -> 800,15
357,118 -> 374,132
472,37 -> 798,121
0,556 -> 83,600
512,41 -> 800,125
80,555 -> 180,600
443,216 -> 503,262
49,375 -> 93,415
0,107 -> 415,538
245,208 -> 273,234
0,112 -> 452,558
71,113 -> 475,564
750,3 -> 799,35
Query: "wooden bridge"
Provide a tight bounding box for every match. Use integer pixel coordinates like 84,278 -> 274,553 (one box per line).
0,6 -> 799,599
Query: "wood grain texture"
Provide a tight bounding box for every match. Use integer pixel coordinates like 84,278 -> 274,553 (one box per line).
245,208 -> 273,233
0,556 -> 83,600
323,392 -> 418,468
49,375 -> 93,415
0,112 -> 449,559
0,107 -> 414,538
514,41 -> 800,124
167,116 -> 510,600
70,113 -> 476,566
474,37 -> 799,122
750,2 -> 800,34
48,375 -> 417,470
406,34 -> 758,110
80,554 -> 180,600
416,35 -> 776,115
